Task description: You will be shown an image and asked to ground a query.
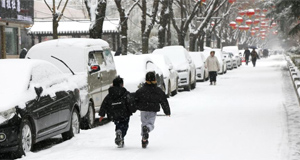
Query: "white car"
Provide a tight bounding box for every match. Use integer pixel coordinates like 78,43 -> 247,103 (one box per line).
154,46 -> 196,91
189,52 -> 209,82
203,49 -> 227,74
147,53 -> 179,97
222,51 -> 234,70
113,55 -> 165,93
222,46 -> 241,67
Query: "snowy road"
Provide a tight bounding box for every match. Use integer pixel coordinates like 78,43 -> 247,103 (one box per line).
19,55 -> 300,160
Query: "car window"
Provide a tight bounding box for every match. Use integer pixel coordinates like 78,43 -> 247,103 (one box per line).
103,49 -> 116,70
31,63 -> 63,85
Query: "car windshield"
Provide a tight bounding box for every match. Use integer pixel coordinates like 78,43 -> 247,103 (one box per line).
162,51 -> 186,66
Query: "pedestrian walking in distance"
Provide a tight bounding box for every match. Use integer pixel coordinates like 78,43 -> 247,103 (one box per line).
205,51 -> 220,85
251,48 -> 259,67
135,71 -> 171,148
99,76 -> 135,148
243,48 -> 251,65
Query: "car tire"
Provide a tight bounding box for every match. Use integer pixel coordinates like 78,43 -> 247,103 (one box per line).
62,109 -> 80,141
16,119 -> 33,157
81,102 -> 95,129
191,74 -> 196,89
167,81 -> 171,98
184,74 -> 192,91
171,79 -> 178,96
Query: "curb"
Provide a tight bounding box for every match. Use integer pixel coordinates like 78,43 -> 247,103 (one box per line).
286,55 -> 300,104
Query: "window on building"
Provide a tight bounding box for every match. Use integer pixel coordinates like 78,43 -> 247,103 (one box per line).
5,27 -> 18,55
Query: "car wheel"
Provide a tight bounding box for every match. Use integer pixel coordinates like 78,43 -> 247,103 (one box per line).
167,81 -> 171,98
184,74 -> 191,91
191,74 -> 196,89
81,102 -> 95,129
62,109 -> 80,141
171,79 -> 178,96
17,119 -> 33,157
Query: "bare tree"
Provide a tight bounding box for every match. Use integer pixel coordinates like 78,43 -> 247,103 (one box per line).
171,0 -> 202,47
85,0 -> 107,38
115,0 -> 140,55
158,0 -> 173,48
140,0 -> 160,54
44,0 -> 69,39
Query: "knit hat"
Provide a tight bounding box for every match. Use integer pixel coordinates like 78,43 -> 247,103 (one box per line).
113,76 -> 123,87
146,72 -> 156,81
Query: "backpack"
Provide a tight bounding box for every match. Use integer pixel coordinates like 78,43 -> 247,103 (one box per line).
109,96 -> 129,120
252,51 -> 257,58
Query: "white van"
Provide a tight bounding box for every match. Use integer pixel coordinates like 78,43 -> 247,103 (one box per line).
26,38 -> 117,129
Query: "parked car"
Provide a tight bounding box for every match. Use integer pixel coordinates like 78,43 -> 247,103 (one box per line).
222,46 -> 241,67
26,38 -> 117,129
0,59 -> 80,156
113,54 -> 165,93
155,46 -> 196,91
239,50 -> 246,63
203,49 -> 227,74
189,52 -> 209,82
148,52 -> 179,97
222,51 -> 234,70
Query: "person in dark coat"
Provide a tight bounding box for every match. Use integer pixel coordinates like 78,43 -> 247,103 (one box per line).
135,71 -> 171,148
19,48 -> 27,59
99,76 -> 135,148
251,48 -> 259,67
114,47 -> 122,56
243,48 -> 251,65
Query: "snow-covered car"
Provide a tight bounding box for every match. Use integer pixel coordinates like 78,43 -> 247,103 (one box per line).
189,52 -> 209,82
0,59 -> 80,157
222,51 -> 234,70
222,46 -> 241,67
147,52 -> 179,97
203,49 -> 227,74
155,46 -> 196,91
26,38 -> 117,129
113,54 -> 165,93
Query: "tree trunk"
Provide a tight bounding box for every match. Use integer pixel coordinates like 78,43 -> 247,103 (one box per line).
158,0 -> 169,49
178,33 -> 185,47
115,0 -> 127,55
89,1 -> 106,38
142,35 -> 149,54
0,26 -> 6,59
206,32 -> 211,47
189,33 -> 197,51
53,17 -> 58,39
199,35 -> 205,51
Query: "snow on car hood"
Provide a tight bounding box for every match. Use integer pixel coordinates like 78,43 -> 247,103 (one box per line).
175,62 -> 189,71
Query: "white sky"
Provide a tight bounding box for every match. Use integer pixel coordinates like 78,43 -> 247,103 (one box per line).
20,55 -> 300,160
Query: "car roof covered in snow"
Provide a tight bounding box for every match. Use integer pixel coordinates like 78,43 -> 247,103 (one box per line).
26,38 -> 110,73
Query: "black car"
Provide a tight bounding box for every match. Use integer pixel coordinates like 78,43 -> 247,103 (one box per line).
0,59 -> 81,157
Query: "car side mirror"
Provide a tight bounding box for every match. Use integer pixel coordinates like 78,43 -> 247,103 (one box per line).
89,65 -> 101,74
34,87 -> 43,100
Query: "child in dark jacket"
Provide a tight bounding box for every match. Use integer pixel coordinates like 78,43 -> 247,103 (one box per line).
135,72 -> 171,148
99,76 -> 135,148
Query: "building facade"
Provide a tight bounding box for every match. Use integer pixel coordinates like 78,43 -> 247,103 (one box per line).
0,0 -> 34,59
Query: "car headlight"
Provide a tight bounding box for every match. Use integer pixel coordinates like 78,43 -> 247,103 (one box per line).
0,108 -> 16,120
177,69 -> 188,73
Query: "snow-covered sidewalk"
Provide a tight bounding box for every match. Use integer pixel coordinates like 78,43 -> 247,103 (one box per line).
20,55 -> 300,160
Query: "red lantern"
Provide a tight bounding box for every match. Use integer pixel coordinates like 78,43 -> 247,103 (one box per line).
246,9 -> 255,18
272,22 -> 277,27
239,25 -> 245,31
229,21 -> 237,29
246,20 -> 252,26
261,14 -> 266,18
211,21 -> 215,26
236,17 -> 243,25
255,8 -> 261,13
228,0 -> 236,3
244,25 -> 250,31
253,19 -> 260,25
251,30 -> 256,36
238,10 -> 245,16
263,8 -> 268,13
260,30 -> 266,34
254,26 -> 259,31
261,21 -> 266,26
261,25 -> 268,29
